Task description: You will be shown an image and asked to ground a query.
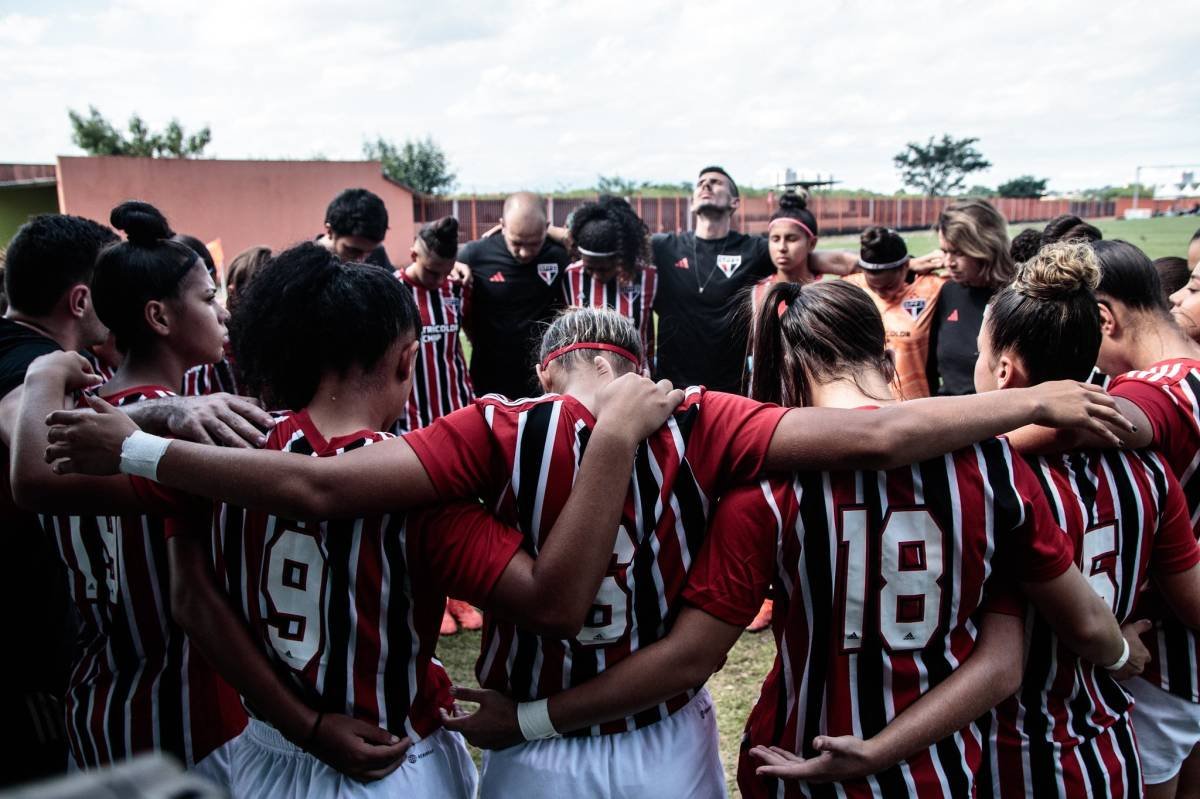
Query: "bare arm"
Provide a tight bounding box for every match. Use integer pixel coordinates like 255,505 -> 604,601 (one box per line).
1021,565 -> 1140,671
751,612 -> 1024,783
766,381 -> 1134,472
808,250 -> 858,277
443,605 -> 741,748
1005,397 -> 1152,454
169,527 -> 410,781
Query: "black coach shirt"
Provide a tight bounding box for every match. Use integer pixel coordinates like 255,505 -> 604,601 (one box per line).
0,317 -> 60,397
652,231 -> 773,393
460,235 -> 569,399
926,282 -> 994,396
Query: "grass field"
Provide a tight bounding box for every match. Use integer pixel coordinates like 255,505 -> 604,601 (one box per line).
441,217 -> 1197,796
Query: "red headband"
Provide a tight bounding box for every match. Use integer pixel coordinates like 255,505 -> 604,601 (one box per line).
767,216 -> 816,240
540,342 -> 640,371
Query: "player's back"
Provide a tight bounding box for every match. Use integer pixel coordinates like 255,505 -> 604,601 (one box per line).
718,437 -> 1071,799
212,410 -> 452,740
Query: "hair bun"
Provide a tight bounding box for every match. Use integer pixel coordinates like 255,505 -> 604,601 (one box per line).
860,225 -> 907,265
110,201 -> 173,245
777,189 -> 809,212
1013,241 -> 1100,299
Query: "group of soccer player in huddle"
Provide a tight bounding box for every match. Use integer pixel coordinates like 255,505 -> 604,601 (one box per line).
5,164 -> 1200,798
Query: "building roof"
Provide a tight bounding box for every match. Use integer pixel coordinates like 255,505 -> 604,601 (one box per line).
0,163 -> 56,188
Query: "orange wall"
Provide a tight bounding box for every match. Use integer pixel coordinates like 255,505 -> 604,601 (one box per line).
1114,196 -> 1200,216
55,156 -> 415,268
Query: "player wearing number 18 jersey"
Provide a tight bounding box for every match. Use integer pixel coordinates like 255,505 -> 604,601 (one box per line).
975,243 -> 1200,798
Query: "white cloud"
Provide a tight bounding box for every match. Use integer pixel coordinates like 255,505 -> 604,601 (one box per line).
0,0 -> 1197,194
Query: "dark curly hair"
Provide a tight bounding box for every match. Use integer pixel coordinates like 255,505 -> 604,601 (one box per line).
769,191 -> 818,237
417,216 -> 459,260
568,196 -> 649,282
1009,228 -> 1043,264
4,214 -> 118,315
92,201 -> 202,354
230,242 -> 419,410
325,188 -> 389,242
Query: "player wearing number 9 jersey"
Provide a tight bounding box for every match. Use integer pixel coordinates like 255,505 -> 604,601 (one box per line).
974,243 -> 1200,799
437,283 -> 1136,799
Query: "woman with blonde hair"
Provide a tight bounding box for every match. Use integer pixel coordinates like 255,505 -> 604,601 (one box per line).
926,198 -> 1013,395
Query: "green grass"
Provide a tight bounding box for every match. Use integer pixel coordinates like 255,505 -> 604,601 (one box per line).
819,214 -> 1198,261
435,627 -> 777,796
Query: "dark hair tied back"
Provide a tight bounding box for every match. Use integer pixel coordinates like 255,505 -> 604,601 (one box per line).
111,200 -> 174,246
769,190 -> 819,237
860,226 -> 907,265
419,216 -> 459,260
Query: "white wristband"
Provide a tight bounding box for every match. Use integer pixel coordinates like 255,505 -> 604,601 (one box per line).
119,431 -> 171,481
516,699 -> 559,741
1104,637 -> 1130,671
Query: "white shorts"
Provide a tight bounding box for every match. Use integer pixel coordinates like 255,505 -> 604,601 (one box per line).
1128,676 -> 1200,784
231,718 -> 477,798
191,735 -> 238,790
479,688 -> 725,799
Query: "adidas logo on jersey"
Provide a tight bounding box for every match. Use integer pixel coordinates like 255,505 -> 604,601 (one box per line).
675,257 -> 689,269
489,272 -> 506,283
946,309 -> 959,322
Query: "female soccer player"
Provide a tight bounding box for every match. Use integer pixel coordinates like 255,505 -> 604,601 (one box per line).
927,199 -> 1015,395
18,243 -> 683,796
443,281 -> 1141,799
844,226 -> 945,399
40,311 -> 1132,797
751,191 -> 820,312
1169,257 -> 1200,344
974,242 -> 1200,799
561,196 -> 658,369
11,201 -> 246,781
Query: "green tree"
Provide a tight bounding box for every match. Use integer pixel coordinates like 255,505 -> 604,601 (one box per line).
965,184 -> 997,197
893,134 -> 991,196
364,136 -> 456,194
68,106 -> 211,157
997,175 -> 1048,198
596,175 -> 638,195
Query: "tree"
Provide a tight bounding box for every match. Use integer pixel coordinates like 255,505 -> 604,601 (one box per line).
893,134 -> 991,196
965,185 -> 997,198
997,175 -> 1048,198
596,175 -> 638,195
68,106 -> 211,158
364,136 -> 456,195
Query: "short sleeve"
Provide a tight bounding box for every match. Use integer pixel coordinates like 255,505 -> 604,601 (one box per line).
406,501 -> 523,606
1152,467 -> 1200,576
129,476 -> 208,518
980,575 -> 1026,618
457,240 -> 478,266
1007,458 -> 1075,583
403,403 -> 499,498
1109,378 -> 1182,448
691,391 -> 789,489
682,481 -> 777,626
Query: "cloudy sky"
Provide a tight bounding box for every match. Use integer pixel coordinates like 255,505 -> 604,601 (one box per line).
2,0 -> 1197,194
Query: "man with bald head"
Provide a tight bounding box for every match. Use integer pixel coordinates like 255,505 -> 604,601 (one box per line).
458,192 -> 569,398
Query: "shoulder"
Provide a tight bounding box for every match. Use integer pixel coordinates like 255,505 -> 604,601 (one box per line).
103,385 -> 177,405
541,240 -> 571,264
843,272 -> 867,287
1111,359 -> 1200,390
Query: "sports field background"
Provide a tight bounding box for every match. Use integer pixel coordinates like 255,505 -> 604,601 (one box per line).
441,215 -> 1198,796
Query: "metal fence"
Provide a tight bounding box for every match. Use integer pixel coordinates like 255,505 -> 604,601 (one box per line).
414,194 -> 1116,243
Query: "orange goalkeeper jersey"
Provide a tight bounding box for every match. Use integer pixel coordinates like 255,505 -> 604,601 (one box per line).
844,273 -> 946,399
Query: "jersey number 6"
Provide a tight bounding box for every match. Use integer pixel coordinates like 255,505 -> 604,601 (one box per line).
577,524 -> 638,647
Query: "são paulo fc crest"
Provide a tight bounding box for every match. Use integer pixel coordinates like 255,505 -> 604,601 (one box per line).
716,254 -> 742,278
620,283 -> 641,302
444,296 -> 461,315
902,297 -> 928,320
537,263 -> 559,285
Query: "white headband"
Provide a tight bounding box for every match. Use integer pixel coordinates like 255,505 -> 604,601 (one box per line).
578,247 -> 617,258
857,255 -> 910,271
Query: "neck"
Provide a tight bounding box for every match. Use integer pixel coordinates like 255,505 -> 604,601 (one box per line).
775,262 -> 814,285
103,345 -> 190,396
551,370 -> 608,416
1120,312 -> 1200,372
809,371 -> 896,410
694,211 -> 732,240
305,372 -> 397,437
404,263 -> 442,290
5,311 -> 83,351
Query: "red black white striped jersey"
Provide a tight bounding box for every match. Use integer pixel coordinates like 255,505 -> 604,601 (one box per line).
392,269 -> 473,433
44,385 -> 246,770
1109,358 -> 1200,702
980,447 -> 1196,799
561,261 -> 658,369
682,437 -> 1074,799
206,410 -> 521,741
181,353 -> 239,397
405,388 -> 788,735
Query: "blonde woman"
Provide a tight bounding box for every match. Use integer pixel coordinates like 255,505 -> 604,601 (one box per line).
926,199 -> 1014,395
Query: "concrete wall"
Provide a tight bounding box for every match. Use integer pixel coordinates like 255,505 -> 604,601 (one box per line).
55,157 -> 415,268
0,184 -> 59,248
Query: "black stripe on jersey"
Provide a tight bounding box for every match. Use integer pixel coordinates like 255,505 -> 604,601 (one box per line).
1022,459 -> 1063,774
1113,718 -> 1140,799
1076,731 -> 1111,796
975,711 -> 997,799
429,290 -> 455,419
381,515 -> 415,731
323,519 -> 352,712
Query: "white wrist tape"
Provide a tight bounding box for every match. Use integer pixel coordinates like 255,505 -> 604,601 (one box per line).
119,431 -> 171,481
1104,637 -> 1131,671
516,699 -> 559,741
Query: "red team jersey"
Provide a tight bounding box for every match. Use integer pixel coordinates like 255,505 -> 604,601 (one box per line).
561,261 -> 658,369
1109,358 -> 1200,703
44,385 -> 246,769
406,387 -> 788,735
980,447 -> 1198,799
682,436 -> 1075,799
205,410 -> 522,740
393,269 -> 473,432
181,347 -> 239,397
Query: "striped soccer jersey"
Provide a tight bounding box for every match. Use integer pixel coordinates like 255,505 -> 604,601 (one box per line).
44,385 -> 246,770
207,410 -> 521,740
393,269 -> 473,433
979,447 -> 1198,799
405,388 -> 789,735
561,261 -> 658,370
682,437 -> 1075,799
182,353 -> 238,397
1109,358 -> 1200,702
